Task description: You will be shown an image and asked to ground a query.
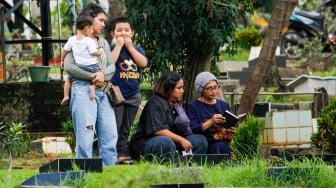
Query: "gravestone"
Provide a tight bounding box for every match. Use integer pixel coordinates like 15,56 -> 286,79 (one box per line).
20,171 -> 85,187
39,158 -> 102,173
228,46 -> 286,85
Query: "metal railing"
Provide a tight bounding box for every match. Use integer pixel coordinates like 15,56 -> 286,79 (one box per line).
224,90 -> 326,118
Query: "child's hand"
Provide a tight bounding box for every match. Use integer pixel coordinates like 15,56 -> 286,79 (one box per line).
60,61 -> 64,70
124,37 -> 133,48
115,37 -> 125,47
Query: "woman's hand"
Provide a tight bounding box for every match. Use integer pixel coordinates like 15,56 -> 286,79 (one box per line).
155,129 -> 192,151
203,113 -> 226,131
227,127 -> 237,132
180,138 -> 192,151
211,114 -> 226,126
92,72 -> 105,85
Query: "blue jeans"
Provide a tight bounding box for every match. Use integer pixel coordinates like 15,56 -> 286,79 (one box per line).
70,81 -> 118,166
143,134 -> 208,163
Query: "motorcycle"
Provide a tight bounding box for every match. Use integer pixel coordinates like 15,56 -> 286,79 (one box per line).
280,0 -> 336,59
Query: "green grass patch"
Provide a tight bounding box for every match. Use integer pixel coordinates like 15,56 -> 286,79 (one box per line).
0,169 -> 37,187
219,48 -> 250,61
312,67 -> 336,77
3,158 -> 336,187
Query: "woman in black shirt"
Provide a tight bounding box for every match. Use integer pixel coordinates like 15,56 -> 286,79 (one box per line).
129,72 -> 208,163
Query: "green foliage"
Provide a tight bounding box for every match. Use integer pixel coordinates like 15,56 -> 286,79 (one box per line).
253,0 -> 275,13
0,122 -> 31,159
61,119 -> 75,149
129,118 -> 139,139
140,82 -> 154,100
231,115 -> 265,159
140,82 -> 153,90
61,119 -> 73,133
125,0 -> 253,83
311,99 -> 336,153
234,27 -> 263,49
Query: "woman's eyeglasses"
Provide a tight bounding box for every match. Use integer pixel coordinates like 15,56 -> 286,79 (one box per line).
203,84 -> 220,92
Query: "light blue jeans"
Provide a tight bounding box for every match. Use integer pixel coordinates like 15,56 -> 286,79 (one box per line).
70,81 -> 118,166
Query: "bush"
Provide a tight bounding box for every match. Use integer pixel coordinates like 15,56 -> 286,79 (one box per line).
0,122 -> 31,159
311,99 -> 336,153
231,115 -> 265,159
234,27 -> 263,49
61,119 -> 73,133
61,119 -> 75,150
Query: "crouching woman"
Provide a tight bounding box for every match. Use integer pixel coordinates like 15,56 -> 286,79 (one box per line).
129,72 -> 208,163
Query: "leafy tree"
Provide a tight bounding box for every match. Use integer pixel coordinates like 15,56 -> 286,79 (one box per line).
311,99 -> 336,153
124,0 -> 253,101
253,0 -> 275,13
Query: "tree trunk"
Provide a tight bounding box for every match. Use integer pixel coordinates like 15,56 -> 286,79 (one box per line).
184,49 -> 213,103
237,0 -> 298,115
265,58 -> 287,91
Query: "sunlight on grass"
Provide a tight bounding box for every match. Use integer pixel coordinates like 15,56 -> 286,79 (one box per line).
219,48 -> 250,62
0,169 -> 37,187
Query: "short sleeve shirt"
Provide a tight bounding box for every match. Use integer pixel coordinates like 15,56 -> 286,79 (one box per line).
64,36 -> 98,66
129,95 -> 174,158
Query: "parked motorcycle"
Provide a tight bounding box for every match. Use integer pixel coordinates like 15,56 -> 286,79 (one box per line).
280,0 -> 336,59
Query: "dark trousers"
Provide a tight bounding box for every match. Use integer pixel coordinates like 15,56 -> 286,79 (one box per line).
114,93 -> 141,157
208,141 -> 231,155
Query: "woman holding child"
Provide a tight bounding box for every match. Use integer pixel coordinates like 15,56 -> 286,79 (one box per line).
63,3 -> 117,166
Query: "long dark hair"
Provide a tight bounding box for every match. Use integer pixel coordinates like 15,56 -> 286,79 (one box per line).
80,3 -> 106,18
154,72 -> 182,99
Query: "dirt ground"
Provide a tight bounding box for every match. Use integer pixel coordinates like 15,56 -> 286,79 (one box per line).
1,151 -> 58,170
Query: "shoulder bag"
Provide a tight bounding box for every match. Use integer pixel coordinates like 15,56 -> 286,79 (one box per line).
104,82 -> 125,106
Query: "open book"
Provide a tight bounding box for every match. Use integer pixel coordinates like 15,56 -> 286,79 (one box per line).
220,110 -> 247,128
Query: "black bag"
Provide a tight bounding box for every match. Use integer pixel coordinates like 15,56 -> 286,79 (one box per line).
104,82 -> 125,106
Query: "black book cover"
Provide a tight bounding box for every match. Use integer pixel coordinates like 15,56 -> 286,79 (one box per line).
220,110 -> 246,128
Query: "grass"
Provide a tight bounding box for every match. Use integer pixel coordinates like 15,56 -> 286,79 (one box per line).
2,157 -> 336,187
0,169 -> 37,188
313,67 -> 336,77
219,48 -> 250,61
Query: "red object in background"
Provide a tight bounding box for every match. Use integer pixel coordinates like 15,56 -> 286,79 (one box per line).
34,56 -> 61,66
